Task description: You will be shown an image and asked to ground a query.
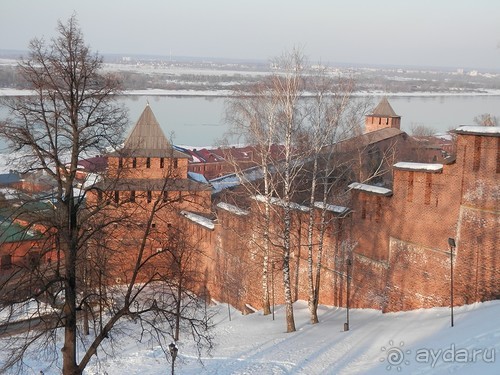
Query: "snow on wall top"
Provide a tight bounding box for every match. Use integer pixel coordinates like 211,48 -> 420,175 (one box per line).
313,202 -> 350,215
393,162 -> 443,173
216,202 -> 249,216
180,210 -> 214,230
253,194 -> 310,212
455,126 -> 500,135
348,182 -> 393,196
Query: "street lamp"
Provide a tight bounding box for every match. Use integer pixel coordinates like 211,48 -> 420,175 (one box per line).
344,258 -> 352,332
448,238 -> 456,328
169,342 -> 178,375
271,260 -> 275,321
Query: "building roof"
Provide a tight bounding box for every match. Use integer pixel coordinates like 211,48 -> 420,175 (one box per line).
325,127 -> 405,155
0,217 -> 42,243
92,177 -> 212,192
370,97 -> 399,118
0,173 -> 22,186
77,157 -> 108,173
118,104 -> 189,159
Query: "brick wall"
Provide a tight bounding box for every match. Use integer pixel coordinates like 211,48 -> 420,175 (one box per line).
204,129 -> 499,313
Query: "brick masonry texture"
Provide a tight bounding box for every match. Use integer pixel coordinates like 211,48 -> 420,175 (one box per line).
204,129 -> 499,313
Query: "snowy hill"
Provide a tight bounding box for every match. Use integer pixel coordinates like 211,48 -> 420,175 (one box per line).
79,300 -> 498,375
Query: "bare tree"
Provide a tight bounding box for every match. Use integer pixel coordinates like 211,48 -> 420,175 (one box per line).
473,113 -> 498,126
410,123 -> 436,136
224,79 -> 281,316
224,49 -> 306,332
0,17 -> 213,374
301,68 -> 362,324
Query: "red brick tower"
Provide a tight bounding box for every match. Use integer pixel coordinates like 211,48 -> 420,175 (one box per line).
365,97 -> 401,133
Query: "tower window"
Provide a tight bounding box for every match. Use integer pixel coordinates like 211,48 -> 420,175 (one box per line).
130,190 -> 135,202
147,190 -> 152,203
133,158 -> 137,168
160,157 -> 164,168
146,157 -> 151,168
114,191 -> 119,204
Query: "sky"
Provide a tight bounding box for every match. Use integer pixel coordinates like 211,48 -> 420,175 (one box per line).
1,0 -> 500,70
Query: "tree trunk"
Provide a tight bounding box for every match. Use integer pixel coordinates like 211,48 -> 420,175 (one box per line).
307,157 -> 319,324
283,207 -> 296,333
62,201 -> 80,375
261,193 -> 271,315
174,279 -> 182,341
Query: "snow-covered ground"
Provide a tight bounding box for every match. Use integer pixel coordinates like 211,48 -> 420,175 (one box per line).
1,292 -> 498,374
79,300 -> 499,375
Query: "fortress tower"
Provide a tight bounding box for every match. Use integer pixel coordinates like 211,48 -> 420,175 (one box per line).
365,97 -> 401,133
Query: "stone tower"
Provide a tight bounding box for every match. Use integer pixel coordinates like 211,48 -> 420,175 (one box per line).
365,97 -> 401,133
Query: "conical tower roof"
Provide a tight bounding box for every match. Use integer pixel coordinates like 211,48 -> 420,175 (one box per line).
370,97 -> 399,117
121,104 -> 188,158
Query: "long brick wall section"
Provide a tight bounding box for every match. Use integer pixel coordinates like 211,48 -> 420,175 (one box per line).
202,128 -> 499,313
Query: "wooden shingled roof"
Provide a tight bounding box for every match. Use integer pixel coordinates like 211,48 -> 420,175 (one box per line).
370,97 -> 399,117
120,104 -> 188,158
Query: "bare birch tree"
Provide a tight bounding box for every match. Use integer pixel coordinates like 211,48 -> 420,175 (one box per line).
0,16 -> 213,374
267,49 -> 308,333
224,79 -> 281,315
301,69 -> 362,324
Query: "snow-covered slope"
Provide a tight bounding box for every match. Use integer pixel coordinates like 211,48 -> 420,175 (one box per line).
80,300 -> 499,375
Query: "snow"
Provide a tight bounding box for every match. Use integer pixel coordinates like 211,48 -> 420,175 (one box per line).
180,210 -> 214,230
216,202 -> 249,216
5,299 -> 497,374
313,201 -> 350,215
0,299 -> 56,323
455,126 -> 500,135
348,183 -> 393,196
3,87 -> 500,98
209,174 -> 241,194
253,194 -> 310,212
187,171 -> 209,184
209,166 -> 265,194
393,162 -> 444,172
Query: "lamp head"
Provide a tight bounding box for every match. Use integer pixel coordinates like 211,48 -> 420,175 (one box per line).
169,342 -> 178,360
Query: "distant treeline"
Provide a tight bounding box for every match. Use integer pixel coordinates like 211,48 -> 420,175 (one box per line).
1,64 -> 500,94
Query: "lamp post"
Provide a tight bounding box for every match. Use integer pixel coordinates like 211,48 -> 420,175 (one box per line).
169,342 -> 178,375
271,260 -> 275,321
448,238 -> 456,328
344,258 -> 352,332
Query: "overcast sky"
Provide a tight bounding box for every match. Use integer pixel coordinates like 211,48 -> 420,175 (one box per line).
1,0 -> 499,70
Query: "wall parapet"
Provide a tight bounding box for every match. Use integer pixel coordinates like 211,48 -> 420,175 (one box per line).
348,182 -> 392,196
393,162 -> 443,173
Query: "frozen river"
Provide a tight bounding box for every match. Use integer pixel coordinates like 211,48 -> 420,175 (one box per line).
1,93 -> 500,149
